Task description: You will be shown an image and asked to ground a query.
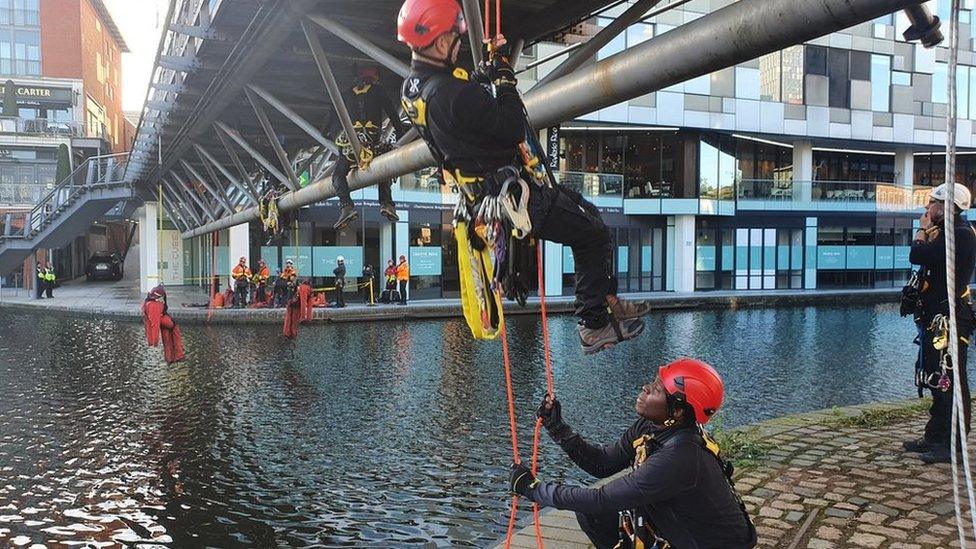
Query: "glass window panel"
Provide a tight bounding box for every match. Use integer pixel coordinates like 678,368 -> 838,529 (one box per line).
850,50 -> 871,80
828,48 -> 850,108
782,45 -> 805,104
871,54 -> 891,111
933,62 -> 948,104
759,51 -> 781,102
805,45 -> 828,76
959,65 -> 970,119
699,138 -> 718,199
970,69 -> 976,120
626,23 -> 653,47
597,17 -> 626,60
892,71 -> 911,86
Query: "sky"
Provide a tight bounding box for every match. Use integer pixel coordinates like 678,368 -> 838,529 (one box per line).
102,0 -> 167,113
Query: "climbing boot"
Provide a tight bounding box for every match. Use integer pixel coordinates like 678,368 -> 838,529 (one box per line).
919,447 -> 954,464
607,295 -> 651,320
380,202 -> 400,222
903,437 -> 938,453
334,203 -> 359,230
578,317 -> 645,355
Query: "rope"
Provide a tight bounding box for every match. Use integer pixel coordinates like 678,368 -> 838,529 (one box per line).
529,242 -> 555,549
943,2 -> 976,545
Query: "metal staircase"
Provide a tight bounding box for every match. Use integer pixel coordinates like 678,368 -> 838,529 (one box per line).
0,152 -> 132,275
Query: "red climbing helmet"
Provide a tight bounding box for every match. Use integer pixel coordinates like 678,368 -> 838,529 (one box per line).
397,0 -> 467,50
659,358 -> 724,424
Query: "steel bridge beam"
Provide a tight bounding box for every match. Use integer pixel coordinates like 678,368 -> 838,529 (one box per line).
180,158 -> 235,215
213,121 -> 290,189
305,15 -> 411,78
181,0 -> 926,238
303,20 -> 364,168
162,177 -> 203,227
169,170 -> 217,223
534,0 -> 662,89
244,88 -> 302,191
194,143 -> 260,204
245,85 -> 340,155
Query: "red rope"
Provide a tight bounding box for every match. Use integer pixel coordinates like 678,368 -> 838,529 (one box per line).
495,0 -> 501,41
483,0 -> 490,39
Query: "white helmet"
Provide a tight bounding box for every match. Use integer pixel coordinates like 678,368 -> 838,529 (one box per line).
931,183 -> 972,210
337,255 -> 345,262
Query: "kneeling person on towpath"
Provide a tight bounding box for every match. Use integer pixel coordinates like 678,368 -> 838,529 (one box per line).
903,183 -> 976,464
396,0 -> 649,354
509,358 -> 756,549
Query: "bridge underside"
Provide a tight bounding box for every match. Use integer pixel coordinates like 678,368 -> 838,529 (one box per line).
124,0 -> 930,239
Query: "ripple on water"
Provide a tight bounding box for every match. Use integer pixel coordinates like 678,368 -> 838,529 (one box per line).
0,304 -> 917,546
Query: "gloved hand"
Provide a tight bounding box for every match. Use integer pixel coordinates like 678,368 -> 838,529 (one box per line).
536,394 -> 563,429
483,35 -> 517,88
509,462 -> 540,498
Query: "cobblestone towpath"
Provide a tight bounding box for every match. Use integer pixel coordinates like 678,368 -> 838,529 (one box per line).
502,399 -> 976,549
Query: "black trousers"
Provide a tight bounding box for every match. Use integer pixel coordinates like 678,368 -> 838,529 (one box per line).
333,154 -> 393,207
576,511 -> 619,549
35,277 -> 44,298
529,185 -> 615,328
256,283 -> 266,303
334,283 -> 345,307
45,281 -> 53,298
398,280 -> 407,304
922,328 -> 972,446
234,279 -> 248,307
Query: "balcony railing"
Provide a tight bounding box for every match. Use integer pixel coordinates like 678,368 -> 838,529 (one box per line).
1,152 -> 129,239
0,117 -> 89,139
736,179 -> 933,210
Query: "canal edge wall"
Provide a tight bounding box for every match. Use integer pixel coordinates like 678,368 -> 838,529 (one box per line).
0,288 -> 900,325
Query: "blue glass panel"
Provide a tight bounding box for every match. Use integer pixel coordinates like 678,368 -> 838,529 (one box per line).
312,246 -> 363,277
696,246 -> 716,271
410,246 -> 442,276
818,245 -> 846,269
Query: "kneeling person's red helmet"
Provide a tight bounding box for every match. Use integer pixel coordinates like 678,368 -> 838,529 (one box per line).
397,0 -> 467,50
659,358 -> 724,424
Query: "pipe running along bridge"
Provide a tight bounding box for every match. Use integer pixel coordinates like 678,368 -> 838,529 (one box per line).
0,0 -> 939,277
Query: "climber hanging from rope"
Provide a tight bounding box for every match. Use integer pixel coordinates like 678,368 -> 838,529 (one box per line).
142,284 -> 185,364
396,0 -> 650,354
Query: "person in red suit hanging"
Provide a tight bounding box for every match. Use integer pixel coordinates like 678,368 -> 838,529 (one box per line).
142,284 -> 185,364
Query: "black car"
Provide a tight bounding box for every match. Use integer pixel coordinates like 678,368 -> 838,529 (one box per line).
86,251 -> 123,281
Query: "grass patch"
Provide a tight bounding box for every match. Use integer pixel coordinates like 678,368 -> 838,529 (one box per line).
708,422 -> 772,471
825,400 -> 929,429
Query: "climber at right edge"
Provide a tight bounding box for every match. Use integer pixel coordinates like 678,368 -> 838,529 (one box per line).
396,0 -> 649,354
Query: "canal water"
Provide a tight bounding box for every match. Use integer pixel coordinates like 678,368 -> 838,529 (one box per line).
0,304 -> 919,547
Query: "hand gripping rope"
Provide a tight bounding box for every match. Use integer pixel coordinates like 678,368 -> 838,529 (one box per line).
942,1 -> 976,545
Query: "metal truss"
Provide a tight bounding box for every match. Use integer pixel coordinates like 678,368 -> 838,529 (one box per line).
180,0 -> 930,238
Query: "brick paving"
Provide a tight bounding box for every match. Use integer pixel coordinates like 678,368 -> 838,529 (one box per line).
502,400 -> 976,549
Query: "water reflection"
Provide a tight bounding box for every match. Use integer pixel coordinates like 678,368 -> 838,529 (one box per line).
0,304 -> 919,546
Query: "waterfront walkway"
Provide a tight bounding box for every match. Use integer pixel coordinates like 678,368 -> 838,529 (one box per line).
500,399 -> 974,549
0,275 -> 900,324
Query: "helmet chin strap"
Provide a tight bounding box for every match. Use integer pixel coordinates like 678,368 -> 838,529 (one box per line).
415,33 -> 463,68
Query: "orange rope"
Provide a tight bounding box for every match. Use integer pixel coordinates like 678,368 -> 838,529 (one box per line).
529,242 -> 555,548
499,311 -> 521,548
495,0 -> 501,41
483,0 -> 490,38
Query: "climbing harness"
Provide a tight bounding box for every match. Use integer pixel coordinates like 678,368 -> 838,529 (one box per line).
614,429 -> 755,549
259,188 -> 282,245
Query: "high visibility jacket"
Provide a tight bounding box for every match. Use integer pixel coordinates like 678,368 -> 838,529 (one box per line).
396,262 -> 409,281
282,266 -> 298,282
44,268 -> 55,282
232,264 -> 252,281
257,265 -> 270,282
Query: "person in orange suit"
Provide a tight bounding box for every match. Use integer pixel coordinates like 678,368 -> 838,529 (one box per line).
281,259 -> 299,302
396,254 -> 410,305
231,256 -> 252,308
282,285 -> 302,339
142,285 -> 185,364
255,258 -> 270,303
298,279 -> 314,322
